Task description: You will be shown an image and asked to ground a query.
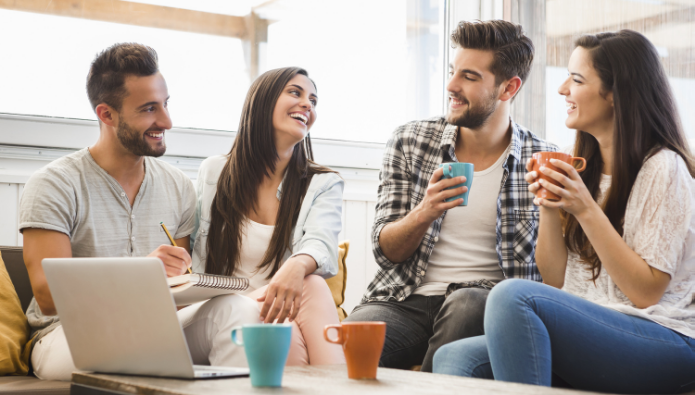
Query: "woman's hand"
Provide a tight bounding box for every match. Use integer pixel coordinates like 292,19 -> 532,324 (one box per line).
534,159 -> 598,218
524,159 -> 569,287
525,158 -> 542,198
257,255 -> 317,323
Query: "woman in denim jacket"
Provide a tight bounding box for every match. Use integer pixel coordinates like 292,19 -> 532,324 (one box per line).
190,67 -> 345,366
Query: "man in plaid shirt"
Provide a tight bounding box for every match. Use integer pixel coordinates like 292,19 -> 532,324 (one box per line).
344,20 -> 557,372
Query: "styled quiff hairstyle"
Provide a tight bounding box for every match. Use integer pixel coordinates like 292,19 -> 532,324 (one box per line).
86,43 -> 159,113
451,20 -> 534,86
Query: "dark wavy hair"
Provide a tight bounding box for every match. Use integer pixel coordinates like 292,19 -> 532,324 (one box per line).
204,67 -> 334,278
87,43 -> 158,112
563,30 -> 695,281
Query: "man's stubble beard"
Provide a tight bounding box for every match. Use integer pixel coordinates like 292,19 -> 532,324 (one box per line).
116,120 -> 166,158
446,90 -> 499,129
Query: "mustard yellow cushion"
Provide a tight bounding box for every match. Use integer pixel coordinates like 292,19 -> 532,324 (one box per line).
0,250 -> 31,376
325,240 -> 348,321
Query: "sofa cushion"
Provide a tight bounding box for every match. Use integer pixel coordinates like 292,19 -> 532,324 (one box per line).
2,247 -> 32,313
0,250 -> 31,376
325,241 -> 349,321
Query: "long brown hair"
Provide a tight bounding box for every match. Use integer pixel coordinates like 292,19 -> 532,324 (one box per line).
205,67 -> 334,278
563,30 -> 695,280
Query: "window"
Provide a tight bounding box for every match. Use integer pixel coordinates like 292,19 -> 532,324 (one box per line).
545,0 -> 695,148
0,0 -> 449,143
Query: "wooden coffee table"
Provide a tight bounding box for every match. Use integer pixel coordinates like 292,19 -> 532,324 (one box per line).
70,365 -> 602,395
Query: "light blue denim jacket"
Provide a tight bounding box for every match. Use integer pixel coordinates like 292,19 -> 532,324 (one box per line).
190,155 -> 344,278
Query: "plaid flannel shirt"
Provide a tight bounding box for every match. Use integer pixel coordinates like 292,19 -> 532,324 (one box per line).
362,116 -> 558,303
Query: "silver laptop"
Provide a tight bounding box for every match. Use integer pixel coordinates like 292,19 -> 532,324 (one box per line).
42,257 -> 249,379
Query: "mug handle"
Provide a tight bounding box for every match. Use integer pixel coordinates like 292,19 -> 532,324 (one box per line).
571,157 -> 587,172
231,326 -> 243,346
323,325 -> 344,344
442,164 -> 453,179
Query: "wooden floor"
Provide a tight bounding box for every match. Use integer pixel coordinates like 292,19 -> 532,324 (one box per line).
72,365 -> 610,395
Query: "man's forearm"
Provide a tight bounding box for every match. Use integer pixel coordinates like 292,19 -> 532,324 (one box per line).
378,207 -> 432,263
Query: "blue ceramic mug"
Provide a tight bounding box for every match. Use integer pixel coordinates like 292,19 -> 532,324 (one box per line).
231,323 -> 292,387
440,163 -> 474,206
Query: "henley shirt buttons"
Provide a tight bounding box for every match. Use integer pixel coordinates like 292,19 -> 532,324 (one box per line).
121,192 -> 126,197
131,215 -> 135,219
131,236 -> 136,241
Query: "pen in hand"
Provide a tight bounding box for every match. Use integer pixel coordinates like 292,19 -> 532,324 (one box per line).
160,222 -> 192,274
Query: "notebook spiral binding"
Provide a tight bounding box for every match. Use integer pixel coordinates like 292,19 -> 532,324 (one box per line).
194,274 -> 249,290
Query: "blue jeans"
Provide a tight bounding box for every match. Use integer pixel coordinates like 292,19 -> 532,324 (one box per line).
433,279 -> 695,394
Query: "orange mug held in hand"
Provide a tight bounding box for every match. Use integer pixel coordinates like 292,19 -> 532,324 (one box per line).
529,152 -> 587,201
324,321 -> 386,380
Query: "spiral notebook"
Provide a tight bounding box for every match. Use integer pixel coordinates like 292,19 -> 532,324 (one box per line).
167,273 -> 250,306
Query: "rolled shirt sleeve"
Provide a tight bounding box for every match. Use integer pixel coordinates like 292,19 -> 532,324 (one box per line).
291,174 -> 344,279
371,128 -> 414,271
19,167 -> 76,236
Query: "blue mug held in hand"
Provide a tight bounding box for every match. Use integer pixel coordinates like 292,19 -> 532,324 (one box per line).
231,323 -> 292,387
440,163 -> 474,206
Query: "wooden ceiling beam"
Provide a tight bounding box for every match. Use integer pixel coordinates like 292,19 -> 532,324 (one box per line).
0,0 -> 248,38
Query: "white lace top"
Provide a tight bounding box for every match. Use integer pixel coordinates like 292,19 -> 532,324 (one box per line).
562,149 -> 695,338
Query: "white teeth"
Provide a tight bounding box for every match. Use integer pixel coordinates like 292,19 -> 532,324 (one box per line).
290,113 -> 307,124
566,103 -> 577,110
146,132 -> 163,138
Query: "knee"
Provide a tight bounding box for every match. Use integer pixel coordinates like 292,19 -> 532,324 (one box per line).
344,303 -> 383,322
201,294 -> 260,327
442,288 -> 489,316
487,279 -> 538,310
302,274 -> 331,298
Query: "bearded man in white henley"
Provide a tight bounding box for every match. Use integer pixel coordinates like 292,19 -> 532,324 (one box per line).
20,43 -> 259,381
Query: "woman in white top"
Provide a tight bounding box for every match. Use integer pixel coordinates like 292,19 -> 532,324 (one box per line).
432,30 -> 695,393
190,67 -> 345,365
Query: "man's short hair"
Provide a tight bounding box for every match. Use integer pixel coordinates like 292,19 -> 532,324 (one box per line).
451,20 -> 534,86
87,43 -> 159,113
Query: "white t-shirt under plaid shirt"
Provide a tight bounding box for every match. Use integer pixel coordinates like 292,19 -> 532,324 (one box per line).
362,117 -> 558,303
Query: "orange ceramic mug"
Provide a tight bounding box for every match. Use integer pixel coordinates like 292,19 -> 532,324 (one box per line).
529,152 -> 587,201
324,321 -> 386,379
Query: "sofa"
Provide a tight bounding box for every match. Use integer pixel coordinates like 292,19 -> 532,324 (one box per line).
0,246 -> 70,395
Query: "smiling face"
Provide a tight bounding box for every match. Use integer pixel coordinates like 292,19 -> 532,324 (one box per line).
271,74 -> 317,150
115,72 -> 172,157
446,48 -> 501,129
558,47 -> 614,136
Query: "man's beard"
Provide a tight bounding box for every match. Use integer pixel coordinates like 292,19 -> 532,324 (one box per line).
446,91 -> 498,129
116,120 -> 166,157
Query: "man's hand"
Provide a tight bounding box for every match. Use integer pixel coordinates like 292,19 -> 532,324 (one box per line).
148,245 -> 191,277
378,166 -> 467,264
412,166 -> 467,225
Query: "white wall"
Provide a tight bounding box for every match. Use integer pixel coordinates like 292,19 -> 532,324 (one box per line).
0,114 -> 384,313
